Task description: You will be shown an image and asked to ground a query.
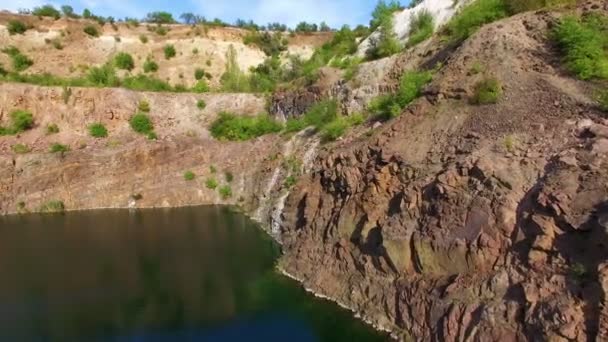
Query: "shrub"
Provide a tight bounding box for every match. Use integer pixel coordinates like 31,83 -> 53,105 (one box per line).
195,68 -> 205,80
130,113 -> 154,135
471,77 -> 502,104
139,35 -> 149,43
367,15 -> 401,60
114,52 -> 135,71
32,5 -> 61,19
12,143 -> 30,154
89,123 -> 108,138
87,64 -> 119,86
369,70 -> 433,119
155,26 -> 168,36
552,14 -> 608,80
10,110 -> 34,132
3,48 -> 34,72
197,99 -> 207,109
8,20 -> 28,35
209,165 -> 217,173
220,46 -> 251,92
320,116 -> 350,141
138,100 -> 151,112
243,31 -> 288,56
225,171 -> 234,183
184,171 -> 195,181
51,39 -> 63,50
205,178 -> 218,189
407,10 -> 434,47
50,143 -> 69,153
210,112 -> 283,141
143,58 -> 159,73
164,44 -> 176,59
192,80 -> 210,93
444,0 -> 508,42
83,25 -> 100,37
46,123 -> 59,135
39,200 -> 65,213
219,185 -> 232,199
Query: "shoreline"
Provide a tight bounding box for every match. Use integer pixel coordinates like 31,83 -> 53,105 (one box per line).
1,203 -> 398,339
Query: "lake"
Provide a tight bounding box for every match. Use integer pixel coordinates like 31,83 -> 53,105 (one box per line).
0,206 -> 386,342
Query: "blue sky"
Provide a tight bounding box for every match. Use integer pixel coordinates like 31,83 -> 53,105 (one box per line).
1,0 -> 413,28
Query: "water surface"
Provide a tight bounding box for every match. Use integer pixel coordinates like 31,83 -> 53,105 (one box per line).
0,206 -> 386,342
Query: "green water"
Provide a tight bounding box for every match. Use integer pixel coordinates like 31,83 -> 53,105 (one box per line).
0,206 -> 387,342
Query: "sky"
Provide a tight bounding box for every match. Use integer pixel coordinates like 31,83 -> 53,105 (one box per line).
0,0 -> 413,28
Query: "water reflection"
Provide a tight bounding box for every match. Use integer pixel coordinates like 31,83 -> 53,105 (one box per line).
0,206 -> 386,342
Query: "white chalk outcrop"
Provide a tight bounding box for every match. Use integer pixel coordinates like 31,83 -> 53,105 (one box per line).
356,0 -> 472,57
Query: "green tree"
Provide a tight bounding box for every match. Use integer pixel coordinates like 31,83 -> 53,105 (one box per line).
370,0 -> 401,30
145,11 -> 175,24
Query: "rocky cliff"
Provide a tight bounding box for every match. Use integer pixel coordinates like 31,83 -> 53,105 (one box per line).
276,7 -> 608,341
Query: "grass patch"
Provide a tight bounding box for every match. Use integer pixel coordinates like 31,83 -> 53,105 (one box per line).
193,80 -> 210,93
219,185 -> 233,200
164,44 -> 176,59
369,70 -> 433,120
49,143 -> 69,153
210,112 -> 283,141
407,10 -> 435,47
130,113 -> 154,136
39,200 -> 65,213
8,20 -> 28,35
205,178 -> 218,189
46,123 -> 59,135
139,34 -> 148,43
444,0 -> 508,42
0,110 -> 34,135
3,47 -> 34,72
471,77 -> 502,104
11,143 -> 30,154
114,52 -> 135,71
122,74 -> 175,92
89,123 -> 108,138
285,101 -> 366,141
197,99 -> 207,109
552,14 -> 608,80
183,171 -> 195,181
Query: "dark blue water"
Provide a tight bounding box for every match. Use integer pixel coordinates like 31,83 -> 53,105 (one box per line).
0,206 -> 386,342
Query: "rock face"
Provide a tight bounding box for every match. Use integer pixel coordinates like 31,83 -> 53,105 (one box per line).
277,8 -> 608,341
0,83 -> 277,214
356,0 -> 472,57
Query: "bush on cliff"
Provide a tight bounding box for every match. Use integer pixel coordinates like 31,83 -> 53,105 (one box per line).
406,10 -> 434,48
130,113 -> 155,138
8,20 -> 28,35
210,112 -> 283,141
89,123 -> 108,138
444,0 -> 508,42
369,69 -> 433,120
552,14 -> 608,80
0,110 -> 34,135
114,52 -> 135,71
471,77 -> 502,104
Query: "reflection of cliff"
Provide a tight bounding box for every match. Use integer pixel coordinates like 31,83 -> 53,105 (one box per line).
0,207 -> 276,340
